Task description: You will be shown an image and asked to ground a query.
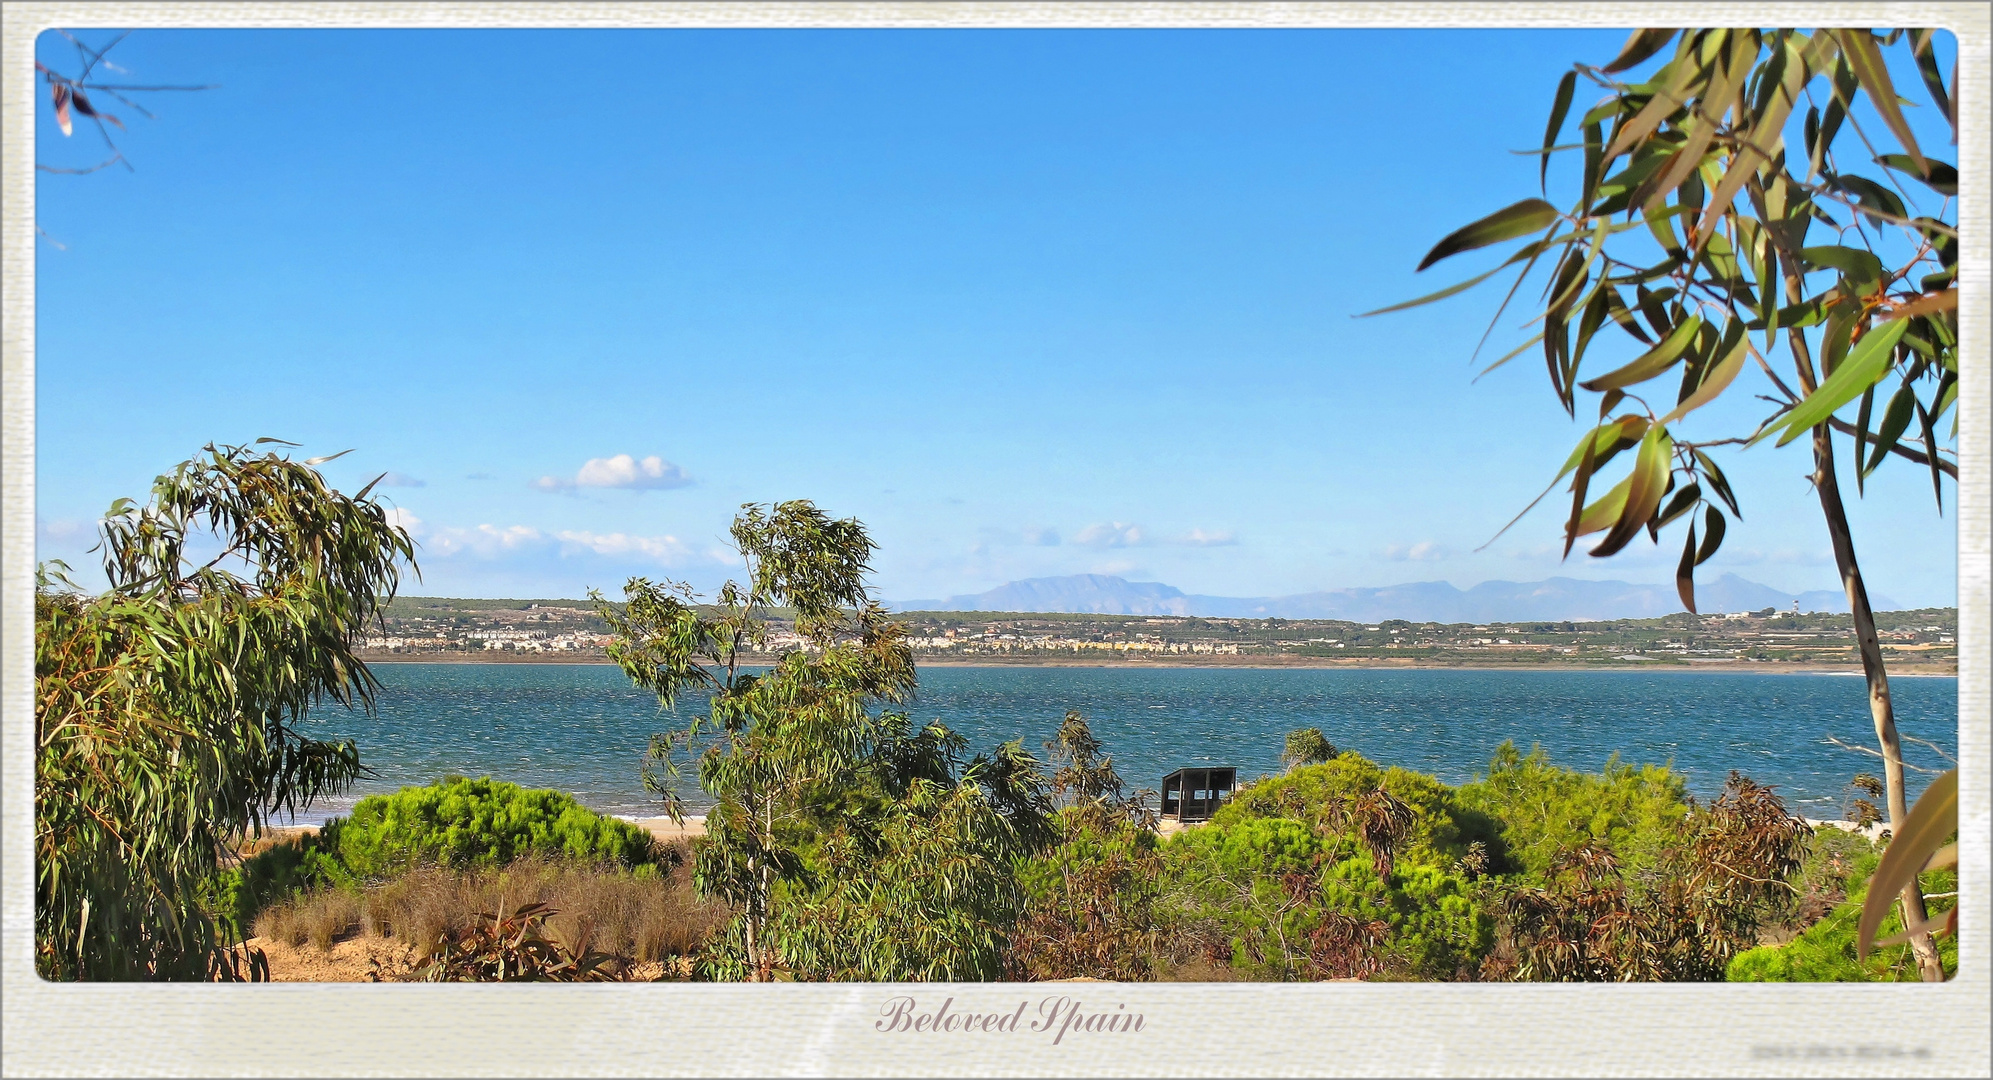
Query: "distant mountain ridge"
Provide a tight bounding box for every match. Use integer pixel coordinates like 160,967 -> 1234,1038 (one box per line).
889,573 -> 1891,622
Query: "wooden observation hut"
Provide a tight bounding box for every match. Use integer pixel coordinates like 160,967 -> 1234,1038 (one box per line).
1160,766 -> 1238,824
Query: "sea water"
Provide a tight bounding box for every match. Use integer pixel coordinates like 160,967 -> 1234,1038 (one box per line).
284,663 -> 1959,824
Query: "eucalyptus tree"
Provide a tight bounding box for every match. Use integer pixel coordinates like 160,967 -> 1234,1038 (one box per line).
1374,27 -> 1956,979
597,501 -> 1055,980
35,441 -> 416,979
1282,727 -> 1338,772
1046,708 -> 1126,807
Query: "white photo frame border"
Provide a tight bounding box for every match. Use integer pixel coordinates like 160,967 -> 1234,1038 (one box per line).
4,3 -> 1986,1076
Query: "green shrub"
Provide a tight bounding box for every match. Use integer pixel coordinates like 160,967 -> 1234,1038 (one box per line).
209,839 -> 347,935
326,777 -> 659,880
1217,752 -> 1502,868
1454,741 -> 1691,881
1727,859 -> 1958,982
1163,815 -> 1489,980
208,778 -> 662,932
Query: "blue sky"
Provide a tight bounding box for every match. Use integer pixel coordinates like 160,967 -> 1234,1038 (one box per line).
34,28 -> 1959,606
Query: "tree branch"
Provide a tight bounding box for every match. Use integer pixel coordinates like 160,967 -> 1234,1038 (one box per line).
1823,735 -> 1946,773
1825,417 -> 1957,478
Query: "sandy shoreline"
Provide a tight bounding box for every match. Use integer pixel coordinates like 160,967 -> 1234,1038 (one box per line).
264,814 -> 1894,845
358,654 -> 1956,676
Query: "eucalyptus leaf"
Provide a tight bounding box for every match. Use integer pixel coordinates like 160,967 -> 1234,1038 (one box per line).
1417,199 -> 1562,272
1766,319 -> 1910,446
1579,315 -> 1702,391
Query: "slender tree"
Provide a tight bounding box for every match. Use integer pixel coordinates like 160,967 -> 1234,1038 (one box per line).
35,441 -> 416,979
1046,708 -> 1126,807
1374,27 -> 1956,980
597,500 -> 1054,980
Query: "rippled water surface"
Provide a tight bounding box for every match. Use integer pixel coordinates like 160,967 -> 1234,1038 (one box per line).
290,663 -> 1958,822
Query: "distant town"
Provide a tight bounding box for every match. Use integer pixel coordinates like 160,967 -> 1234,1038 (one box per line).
358,597 -> 1957,673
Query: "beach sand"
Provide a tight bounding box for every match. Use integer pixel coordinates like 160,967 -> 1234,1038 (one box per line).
630,816 -> 706,841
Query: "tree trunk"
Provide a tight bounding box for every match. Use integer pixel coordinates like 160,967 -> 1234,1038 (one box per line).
1809,423 -> 1945,982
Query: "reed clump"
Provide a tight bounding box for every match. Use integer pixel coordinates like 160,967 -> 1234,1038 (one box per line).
253,846 -> 728,964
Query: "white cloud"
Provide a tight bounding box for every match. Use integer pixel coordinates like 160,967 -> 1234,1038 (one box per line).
554,529 -> 703,564
421,523 -> 547,558
378,471 -> 425,488
535,454 -> 693,492
1066,522 -> 1234,548
36,517 -> 96,544
403,515 -> 728,571
1075,521 -> 1145,548
1180,528 -> 1238,547
1022,526 -> 1061,546
1383,540 -> 1449,562
1092,559 -> 1143,576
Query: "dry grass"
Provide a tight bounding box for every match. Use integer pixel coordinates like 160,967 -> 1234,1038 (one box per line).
253,845 -> 729,966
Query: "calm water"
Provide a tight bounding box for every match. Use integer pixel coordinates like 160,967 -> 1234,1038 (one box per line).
286,663 -> 1959,823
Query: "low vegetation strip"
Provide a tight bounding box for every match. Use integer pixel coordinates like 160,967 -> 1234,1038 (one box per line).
217,740 -> 1955,983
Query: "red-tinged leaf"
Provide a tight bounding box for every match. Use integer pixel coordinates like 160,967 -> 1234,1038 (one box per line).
1590,426 -> 1673,557
1695,505 -> 1725,564
1837,29 -> 1927,176
1879,289 -> 1957,323
53,84 -> 73,136
1603,29 -> 1681,74
1676,523 -> 1698,612
1416,199 -> 1561,272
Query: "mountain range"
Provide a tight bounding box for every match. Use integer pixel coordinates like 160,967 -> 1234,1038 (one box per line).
888,573 -> 1894,623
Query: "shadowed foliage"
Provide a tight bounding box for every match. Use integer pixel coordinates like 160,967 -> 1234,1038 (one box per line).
35,442 -> 415,980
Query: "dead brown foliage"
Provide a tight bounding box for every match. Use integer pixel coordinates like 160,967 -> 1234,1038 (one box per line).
253,848 -> 729,970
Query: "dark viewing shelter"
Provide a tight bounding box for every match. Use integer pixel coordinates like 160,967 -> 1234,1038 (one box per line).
1160,766 -> 1238,823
